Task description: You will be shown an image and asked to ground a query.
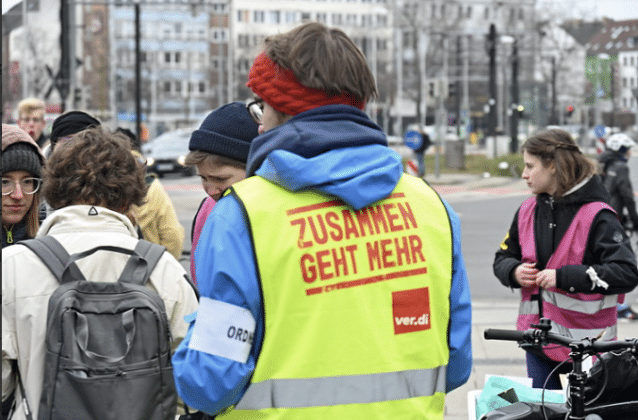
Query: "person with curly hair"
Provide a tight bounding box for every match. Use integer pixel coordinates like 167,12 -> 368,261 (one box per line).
494,128 -> 638,389
2,127 -> 198,420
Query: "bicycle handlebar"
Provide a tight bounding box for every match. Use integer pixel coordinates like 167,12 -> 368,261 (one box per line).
484,328 -> 638,354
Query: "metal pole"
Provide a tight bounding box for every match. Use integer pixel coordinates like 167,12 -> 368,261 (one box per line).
510,39 -> 519,154
21,0 -> 28,98
550,56 -> 557,125
488,24 -> 497,157
134,2 -> 141,147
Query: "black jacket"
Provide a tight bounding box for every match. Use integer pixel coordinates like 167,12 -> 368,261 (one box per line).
598,150 -> 638,226
494,175 -> 638,296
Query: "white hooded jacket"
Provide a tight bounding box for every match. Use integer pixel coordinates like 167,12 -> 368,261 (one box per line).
2,205 -> 198,420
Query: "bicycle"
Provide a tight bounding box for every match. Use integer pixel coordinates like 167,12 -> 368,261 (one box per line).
480,318 -> 638,420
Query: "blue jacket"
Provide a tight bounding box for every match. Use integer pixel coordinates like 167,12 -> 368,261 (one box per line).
172,105 -> 472,415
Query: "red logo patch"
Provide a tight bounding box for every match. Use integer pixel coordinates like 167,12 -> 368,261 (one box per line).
392,287 -> 431,335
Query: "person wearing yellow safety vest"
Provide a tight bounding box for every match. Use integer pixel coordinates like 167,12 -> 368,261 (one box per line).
172,22 -> 472,419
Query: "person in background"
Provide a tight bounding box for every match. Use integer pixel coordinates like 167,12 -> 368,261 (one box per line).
2,125 -> 45,248
44,110 -> 101,157
16,98 -> 48,149
1,124 -> 45,418
2,128 -> 199,420
494,128 -> 638,389
117,127 -> 186,261
184,102 -> 260,285
597,132 -> 638,320
173,22 -> 472,419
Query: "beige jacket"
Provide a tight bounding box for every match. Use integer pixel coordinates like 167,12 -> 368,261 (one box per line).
133,178 -> 185,260
2,205 -> 199,420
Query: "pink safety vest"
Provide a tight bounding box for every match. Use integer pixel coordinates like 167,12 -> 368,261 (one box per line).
516,197 -> 622,361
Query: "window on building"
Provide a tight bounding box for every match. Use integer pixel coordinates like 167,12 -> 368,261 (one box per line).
175,81 -> 181,93
518,8 -> 524,20
199,82 -> 206,93
484,6 -> 489,19
467,6 -> 472,18
631,56 -> 636,66
165,52 -> 171,63
164,82 -> 171,93
254,10 -> 265,23
237,10 -> 249,22
175,52 -> 181,63
317,12 -> 327,23
286,11 -> 297,23
332,13 -> 342,25
346,13 -> 356,25
301,12 -> 311,21
377,14 -> 386,26
624,77 -> 628,88
377,38 -> 387,50
362,14 -> 372,27
267,10 -> 280,23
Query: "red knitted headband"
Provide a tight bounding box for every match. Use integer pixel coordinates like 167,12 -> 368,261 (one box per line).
246,52 -> 365,116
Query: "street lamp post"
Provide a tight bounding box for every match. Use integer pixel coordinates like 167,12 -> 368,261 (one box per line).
134,1 -> 141,146
487,24 -> 497,157
509,38 -> 519,154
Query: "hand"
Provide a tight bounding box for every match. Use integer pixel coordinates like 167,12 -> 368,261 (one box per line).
535,269 -> 557,289
514,262 -> 538,288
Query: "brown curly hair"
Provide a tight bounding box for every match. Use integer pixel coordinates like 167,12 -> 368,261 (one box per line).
43,128 -> 148,211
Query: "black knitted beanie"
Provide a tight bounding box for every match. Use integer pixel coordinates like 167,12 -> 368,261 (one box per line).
189,102 -> 260,163
2,142 -> 42,177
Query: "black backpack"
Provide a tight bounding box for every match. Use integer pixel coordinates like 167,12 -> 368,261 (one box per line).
19,236 -> 177,420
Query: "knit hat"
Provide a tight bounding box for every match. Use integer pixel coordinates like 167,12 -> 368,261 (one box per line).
2,142 -> 43,177
246,52 -> 365,116
189,102 -> 260,163
50,111 -> 101,148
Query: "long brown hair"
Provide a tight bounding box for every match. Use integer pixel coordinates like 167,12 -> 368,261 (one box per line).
521,129 -> 596,197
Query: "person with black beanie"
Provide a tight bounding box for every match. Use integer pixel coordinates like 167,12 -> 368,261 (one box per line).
43,110 -> 101,157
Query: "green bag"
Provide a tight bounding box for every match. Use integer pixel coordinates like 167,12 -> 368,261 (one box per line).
475,376 -> 566,419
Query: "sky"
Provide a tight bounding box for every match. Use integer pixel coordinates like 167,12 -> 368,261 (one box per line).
547,0 -> 638,21
3,0 -> 638,20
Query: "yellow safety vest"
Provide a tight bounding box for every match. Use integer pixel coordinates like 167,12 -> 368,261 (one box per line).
221,174 -> 453,420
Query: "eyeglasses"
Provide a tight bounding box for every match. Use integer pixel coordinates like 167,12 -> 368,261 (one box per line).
2,177 -> 42,196
246,99 -> 264,124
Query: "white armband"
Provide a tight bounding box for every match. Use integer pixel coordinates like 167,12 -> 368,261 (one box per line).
189,297 -> 256,364
586,266 -> 609,290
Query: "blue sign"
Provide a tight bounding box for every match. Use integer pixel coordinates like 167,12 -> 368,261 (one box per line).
403,130 -> 423,151
594,124 -> 606,138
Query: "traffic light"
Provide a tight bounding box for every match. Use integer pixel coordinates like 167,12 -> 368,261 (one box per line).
516,104 -> 525,119
565,105 -> 574,118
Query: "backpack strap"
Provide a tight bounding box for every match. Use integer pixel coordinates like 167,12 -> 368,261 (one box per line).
19,236 -> 87,283
119,239 -> 166,286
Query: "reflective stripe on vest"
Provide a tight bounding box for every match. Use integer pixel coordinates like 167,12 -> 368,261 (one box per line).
235,366 -> 446,410
226,174 -> 453,420
517,197 -> 620,361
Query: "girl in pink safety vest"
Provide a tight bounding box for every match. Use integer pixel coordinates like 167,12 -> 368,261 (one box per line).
493,128 -> 638,389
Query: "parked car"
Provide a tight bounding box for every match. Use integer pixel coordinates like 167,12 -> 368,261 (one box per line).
141,129 -> 195,177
